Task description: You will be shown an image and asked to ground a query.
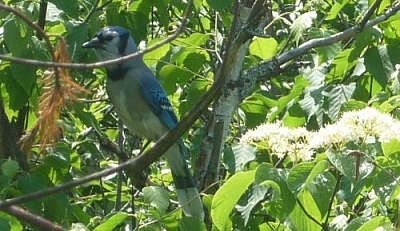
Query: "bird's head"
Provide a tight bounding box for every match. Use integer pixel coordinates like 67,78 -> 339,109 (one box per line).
83,26 -> 138,61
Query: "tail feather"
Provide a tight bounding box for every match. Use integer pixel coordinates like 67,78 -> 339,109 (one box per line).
165,142 -> 204,220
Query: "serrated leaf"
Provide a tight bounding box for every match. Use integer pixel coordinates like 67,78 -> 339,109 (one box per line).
143,186 -> 170,213
93,213 -> 129,231
236,183 -> 269,225
231,143 -> 256,172
324,83 -> 356,121
211,170 -> 255,230
291,11 -> 317,45
249,37 -> 278,60
364,45 -> 393,89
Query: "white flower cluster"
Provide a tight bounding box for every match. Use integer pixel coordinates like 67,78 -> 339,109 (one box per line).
240,107 -> 400,162
240,122 -> 312,162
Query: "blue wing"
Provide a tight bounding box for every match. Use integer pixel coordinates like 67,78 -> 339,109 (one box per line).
137,72 -> 178,130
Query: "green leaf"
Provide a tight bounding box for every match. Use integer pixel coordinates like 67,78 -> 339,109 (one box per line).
341,99 -> 367,112
93,213 -> 129,231
373,155 -> 400,206
206,0 -> 233,11
309,28 -> 341,63
291,11 -> 317,45
143,38 -> 171,66
287,162 -> 315,194
48,0 -> 80,18
3,18 -> 33,56
326,49 -> 358,83
179,216 -> 206,231
364,45 -> 393,89
282,102 -> 306,127
325,83 -> 356,121
344,217 -> 370,231
173,33 -> 210,47
236,184 -> 269,225
179,78 -> 211,116
327,150 -> 374,182
211,170 -> 255,230
255,164 -> 295,220
0,211 -> 23,231
241,92 -> 275,127
357,216 -> 392,231
231,143 -> 256,172
260,180 -> 281,202
382,139 -> 400,158
1,160 -> 19,179
65,24 -> 90,60
326,0 -> 350,20
152,0 -> 170,31
268,76 -> 309,122
249,38 -> 278,60
143,186 -> 170,213
379,95 -> 400,113
288,201 -> 321,231
306,171 -> 336,220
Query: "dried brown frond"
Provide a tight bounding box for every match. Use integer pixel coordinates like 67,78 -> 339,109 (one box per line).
19,38 -> 89,154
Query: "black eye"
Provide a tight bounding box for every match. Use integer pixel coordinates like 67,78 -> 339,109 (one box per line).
104,35 -> 113,41
97,33 -> 114,43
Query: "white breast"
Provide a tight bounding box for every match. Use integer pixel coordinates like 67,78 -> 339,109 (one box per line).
106,78 -> 168,141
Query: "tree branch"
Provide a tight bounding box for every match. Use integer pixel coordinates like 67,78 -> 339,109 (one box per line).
0,203 -> 66,231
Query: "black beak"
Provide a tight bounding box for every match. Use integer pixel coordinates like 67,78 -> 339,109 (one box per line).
82,37 -> 102,49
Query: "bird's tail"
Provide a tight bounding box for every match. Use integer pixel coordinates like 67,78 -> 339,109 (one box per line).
164,141 -> 204,220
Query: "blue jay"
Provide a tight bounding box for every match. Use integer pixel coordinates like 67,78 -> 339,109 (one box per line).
83,26 -> 204,219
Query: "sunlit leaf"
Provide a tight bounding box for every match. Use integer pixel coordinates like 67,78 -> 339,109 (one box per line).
143,186 -> 170,214
93,213 -> 129,231
212,171 -> 255,230
249,37 -> 278,60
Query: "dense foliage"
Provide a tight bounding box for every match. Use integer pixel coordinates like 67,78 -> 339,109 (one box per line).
1,0 -> 400,230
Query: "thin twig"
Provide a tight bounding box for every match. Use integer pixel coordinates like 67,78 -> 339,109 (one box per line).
0,0 -> 192,70
296,198 -> 325,229
324,171 -> 342,227
358,0 -> 383,31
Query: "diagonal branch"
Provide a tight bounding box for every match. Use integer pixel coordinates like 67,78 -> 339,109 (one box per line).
0,203 -> 66,231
